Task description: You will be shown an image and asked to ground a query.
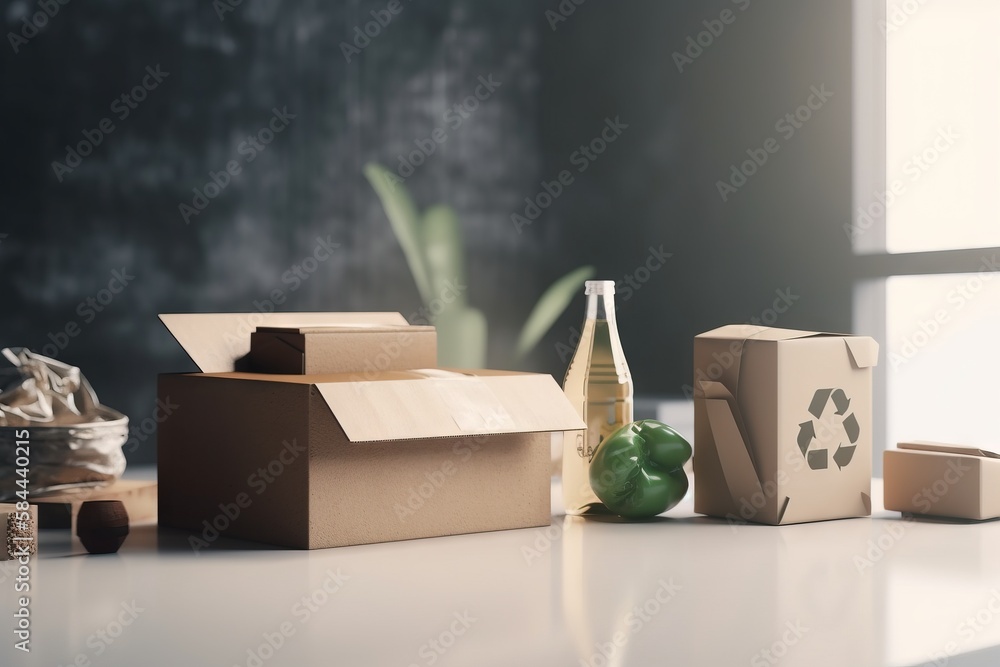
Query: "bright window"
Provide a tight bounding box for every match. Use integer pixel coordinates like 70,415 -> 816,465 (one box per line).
883,0 -> 1000,253
882,269 -> 1000,450
854,0 -> 1000,472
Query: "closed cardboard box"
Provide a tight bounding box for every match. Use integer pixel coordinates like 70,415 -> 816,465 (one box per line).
694,326 -> 878,525
884,442 -> 1000,520
157,313 -> 584,549
249,324 -> 436,375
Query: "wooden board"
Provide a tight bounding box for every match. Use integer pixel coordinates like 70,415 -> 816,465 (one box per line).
30,480 -> 157,531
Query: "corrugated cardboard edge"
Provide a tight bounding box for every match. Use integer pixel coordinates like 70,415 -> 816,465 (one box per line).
159,312 -> 409,373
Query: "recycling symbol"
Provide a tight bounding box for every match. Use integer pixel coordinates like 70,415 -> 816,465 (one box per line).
797,388 -> 860,471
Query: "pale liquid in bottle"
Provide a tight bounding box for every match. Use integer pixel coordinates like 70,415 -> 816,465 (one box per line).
562,282 -> 633,515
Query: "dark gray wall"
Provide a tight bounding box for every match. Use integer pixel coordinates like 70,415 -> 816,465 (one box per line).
527,0 -> 855,394
1,0 -> 855,464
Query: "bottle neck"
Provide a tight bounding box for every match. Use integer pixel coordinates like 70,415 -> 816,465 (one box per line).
581,290 -> 630,383
585,291 -> 616,322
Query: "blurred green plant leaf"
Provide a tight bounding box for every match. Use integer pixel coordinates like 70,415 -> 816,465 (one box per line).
515,265 -> 596,360
422,205 -> 466,310
363,163 -> 433,304
435,306 -> 488,369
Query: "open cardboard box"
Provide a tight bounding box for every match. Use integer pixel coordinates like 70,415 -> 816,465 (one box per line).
157,312 -> 584,549
884,441 -> 1000,520
693,325 -> 878,525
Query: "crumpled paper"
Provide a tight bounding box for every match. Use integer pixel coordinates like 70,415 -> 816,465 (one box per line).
0,348 -> 128,500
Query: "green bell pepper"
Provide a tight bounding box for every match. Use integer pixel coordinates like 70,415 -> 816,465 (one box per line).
588,420 -> 692,519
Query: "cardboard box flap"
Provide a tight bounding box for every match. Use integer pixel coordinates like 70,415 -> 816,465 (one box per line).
159,312 -> 409,373
898,441 -> 1000,459
698,380 -> 764,505
698,326 -> 879,369
697,324 -> 878,368
315,371 -> 586,442
843,337 -> 879,369
697,325 -> 824,342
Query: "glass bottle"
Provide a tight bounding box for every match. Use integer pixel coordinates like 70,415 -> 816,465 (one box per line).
562,280 -> 634,515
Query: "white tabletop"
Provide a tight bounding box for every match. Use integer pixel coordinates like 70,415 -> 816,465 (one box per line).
3,478 -> 999,667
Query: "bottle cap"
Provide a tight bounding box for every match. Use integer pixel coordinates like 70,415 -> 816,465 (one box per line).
585,280 -> 615,296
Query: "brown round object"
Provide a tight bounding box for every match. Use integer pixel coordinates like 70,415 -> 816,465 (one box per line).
76,500 -> 130,554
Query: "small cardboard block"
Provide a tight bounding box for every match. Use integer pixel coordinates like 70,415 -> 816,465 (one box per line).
884,442 -> 1000,520
157,313 -> 585,549
1,503 -> 37,560
31,480 -> 157,531
249,325 -> 436,375
693,325 -> 878,525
